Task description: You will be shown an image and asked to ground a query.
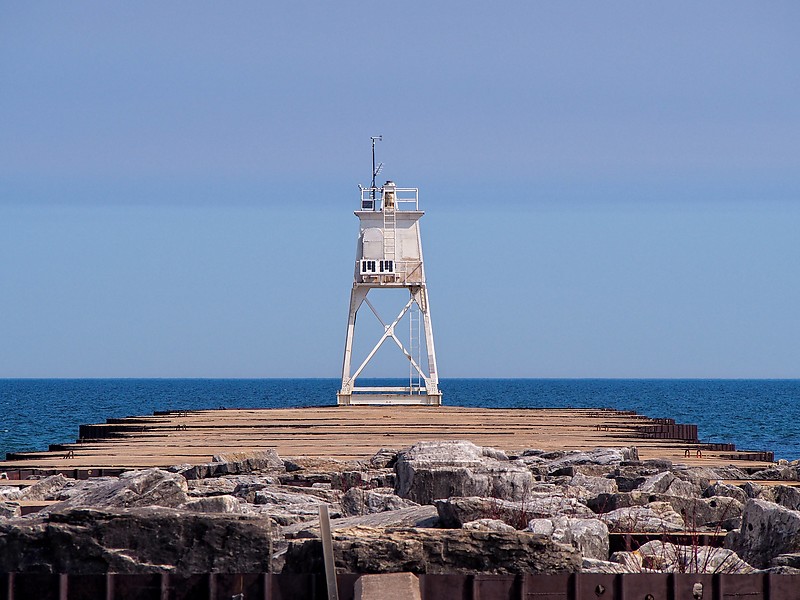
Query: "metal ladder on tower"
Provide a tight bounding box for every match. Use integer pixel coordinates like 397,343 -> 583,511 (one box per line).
409,299 -> 421,393
382,203 -> 397,281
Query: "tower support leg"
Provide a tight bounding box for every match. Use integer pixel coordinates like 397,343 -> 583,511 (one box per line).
414,286 -> 440,403
338,285 -> 369,405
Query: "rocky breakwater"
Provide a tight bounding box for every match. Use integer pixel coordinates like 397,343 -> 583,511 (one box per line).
1,442 -> 800,575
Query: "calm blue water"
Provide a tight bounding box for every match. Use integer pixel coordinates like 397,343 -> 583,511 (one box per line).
1,379 -> 799,460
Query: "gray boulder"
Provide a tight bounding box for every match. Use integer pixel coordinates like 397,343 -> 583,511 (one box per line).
582,558 -> 628,573
566,473 -> 617,499
639,472 -> 701,498
751,466 -> 800,481
369,448 -> 399,469
0,506 -> 274,574
725,499 -> 800,568
212,449 -> 285,472
586,491 -> 647,514
739,481 -> 765,499
0,501 -> 20,518
394,441 -> 532,504
283,505 -> 440,539
527,516 -> 609,561
568,518 -> 610,561
589,491 -> 742,530
463,519 -> 516,533
332,469 -> 395,491
14,475 -> 71,501
600,502 -> 685,533
625,540 -> 755,574
244,486 -> 344,525
436,495 -> 595,529
187,478 -> 239,497
182,495 -> 242,513
341,487 -> 418,517
46,469 -> 189,510
771,553 -> 800,569
676,465 -> 748,483
545,447 -> 638,475
770,485 -> 800,512
283,526 -> 582,574
232,482 -> 270,503
764,565 -> 800,575
703,482 -> 749,505
609,464 -> 664,492
665,495 -> 743,529
177,449 -> 285,480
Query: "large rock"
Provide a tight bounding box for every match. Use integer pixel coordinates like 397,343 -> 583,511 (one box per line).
284,505 -> 440,539
234,481 -> 342,506
283,526 -> 582,574
544,447 -> 638,474
585,491 -> 646,514
332,469 -> 395,491
176,450 -> 285,480
750,466 -> 800,481
463,519 -> 517,533
676,465 -> 748,485
232,482 -> 271,503
587,490 -> 742,530
582,558 -> 628,573
703,482 -> 749,505
394,441 -> 532,505
47,469 -> 189,510
14,475 -> 71,501
566,473 -> 617,499
0,507 -> 274,574
212,449 -> 284,471
527,517 -> 609,561
664,495 -> 743,529
51,477 -> 118,502
249,487 -> 343,525
436,495 -> 595,529
369,448 -> 400,469
771,553 -> 800,569
568,518 -> 610,561
609,465 -> 663,492
187,477 -> 240,497
639,472 -> 701,498
600,502 -> 685,533
341,487 -> 418,517
0,501 -> 20,518
739,481 -> 765,499
725,499 -> 800,568
614,540 -> 756,574
182,495 -> 242,513
769,485 -> 800,512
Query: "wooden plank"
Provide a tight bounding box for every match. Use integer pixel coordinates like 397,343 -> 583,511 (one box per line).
0,406 -> 774,474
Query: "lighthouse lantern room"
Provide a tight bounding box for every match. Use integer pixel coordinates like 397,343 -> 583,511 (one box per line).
337,139 -> 441,406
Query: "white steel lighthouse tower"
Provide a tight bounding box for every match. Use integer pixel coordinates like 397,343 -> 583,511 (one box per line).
337,138 -> 441,406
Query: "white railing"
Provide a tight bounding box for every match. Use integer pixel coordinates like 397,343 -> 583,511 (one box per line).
359,187 -> 419,211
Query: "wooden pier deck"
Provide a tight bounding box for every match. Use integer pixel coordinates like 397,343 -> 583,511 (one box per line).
0,406 -> 774,477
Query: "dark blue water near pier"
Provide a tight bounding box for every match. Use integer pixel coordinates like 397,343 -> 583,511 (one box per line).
1,379 -> 799,460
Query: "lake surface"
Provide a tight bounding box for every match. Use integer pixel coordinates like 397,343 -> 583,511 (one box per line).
1,379 -> 799,460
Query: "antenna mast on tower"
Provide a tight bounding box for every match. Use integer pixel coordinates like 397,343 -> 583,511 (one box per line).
370,135 -> 383,201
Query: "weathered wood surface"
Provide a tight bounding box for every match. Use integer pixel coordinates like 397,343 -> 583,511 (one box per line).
0,406 -> 772,472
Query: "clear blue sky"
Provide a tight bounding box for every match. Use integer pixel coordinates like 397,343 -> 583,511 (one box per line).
2,2 -> 798,378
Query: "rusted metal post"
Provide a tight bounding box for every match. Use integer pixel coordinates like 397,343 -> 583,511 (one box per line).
319,504 -> 339,600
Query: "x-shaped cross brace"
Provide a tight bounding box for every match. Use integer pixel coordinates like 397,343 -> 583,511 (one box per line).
350,295 -> 427,383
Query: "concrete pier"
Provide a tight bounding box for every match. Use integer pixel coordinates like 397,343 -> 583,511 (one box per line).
0,406 -> 773,477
